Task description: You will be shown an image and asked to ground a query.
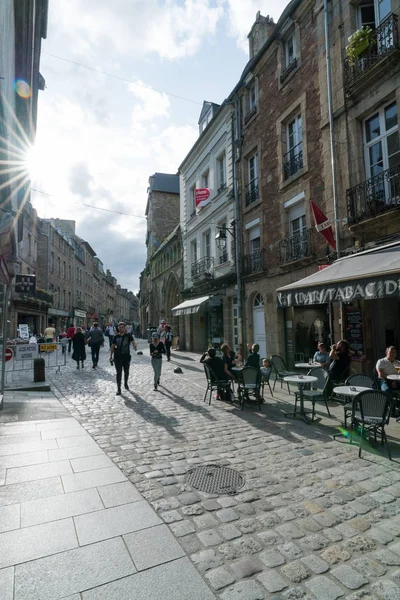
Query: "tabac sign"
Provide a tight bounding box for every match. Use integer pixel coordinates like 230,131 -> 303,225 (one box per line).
277,277 -> 400,308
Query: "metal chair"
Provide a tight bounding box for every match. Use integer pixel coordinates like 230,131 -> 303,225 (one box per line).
237,366 -> 262,411
203,364 -> 232,406
294,367 -> 330,421
342,374 -> 375,426
350,390 -> 392,460
271,355 -> 296,393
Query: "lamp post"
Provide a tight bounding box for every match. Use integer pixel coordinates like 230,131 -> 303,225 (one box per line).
215,222 -> 243,354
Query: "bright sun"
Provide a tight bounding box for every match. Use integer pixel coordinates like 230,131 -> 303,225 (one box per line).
24,145 -> 43,181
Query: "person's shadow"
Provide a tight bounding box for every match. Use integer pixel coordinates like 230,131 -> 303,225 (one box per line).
124,389 -> 186,440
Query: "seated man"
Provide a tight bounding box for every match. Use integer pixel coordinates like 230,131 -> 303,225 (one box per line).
376,346 -> 399,394
245,343 -> 261,369
201,348 -> 232,401
313,342 -> 330,368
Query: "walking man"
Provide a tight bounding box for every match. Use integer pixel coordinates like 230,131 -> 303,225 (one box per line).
105,322 -> 116,348
86,322 -> 105,368
164,325 -> 173,361
110,322 -> 137,395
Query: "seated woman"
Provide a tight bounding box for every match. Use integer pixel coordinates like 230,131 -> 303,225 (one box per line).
313,342 -> 330,369
327,339 -> 351,396
201,347 -> 232,401
245,343 -> 261,369
221,343 -> 238,383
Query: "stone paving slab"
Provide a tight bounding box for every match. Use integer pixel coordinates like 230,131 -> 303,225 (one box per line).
81,557 -> 216,600
124,523 -> 185,570
14,537 -> 136,600
62,465 -> 127,493
20,488 -> 104,527
0,566 -> 14,600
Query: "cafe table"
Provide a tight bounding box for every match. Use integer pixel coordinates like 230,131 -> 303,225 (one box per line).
295,362 -> 321,369
333,385 -> 371,402
386,375 -> 400,421
283,374 -> 317,424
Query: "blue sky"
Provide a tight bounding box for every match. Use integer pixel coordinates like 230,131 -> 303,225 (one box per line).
31,0 -> 288,293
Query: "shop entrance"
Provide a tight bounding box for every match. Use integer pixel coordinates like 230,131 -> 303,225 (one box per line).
252,293 -> 266,358
372,298 -> 400,360
292,306 -> 330,363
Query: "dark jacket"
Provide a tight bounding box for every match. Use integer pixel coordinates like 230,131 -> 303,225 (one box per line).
201,355 -> 227,381
86,328 -> 104,345
150,342 -> 165,359
329,352 -> 351,380
72,332 -> 86,361
245,352 -> 260,369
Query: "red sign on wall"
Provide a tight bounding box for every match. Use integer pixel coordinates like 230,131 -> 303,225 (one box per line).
195,188 -> 211,210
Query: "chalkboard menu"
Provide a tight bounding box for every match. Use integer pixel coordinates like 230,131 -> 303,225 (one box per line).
345,308 -> 365,361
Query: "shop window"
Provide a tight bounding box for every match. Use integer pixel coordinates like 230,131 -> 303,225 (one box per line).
202,169 -> 209,190
191,240 -> 197,264
246,153 -> 259,205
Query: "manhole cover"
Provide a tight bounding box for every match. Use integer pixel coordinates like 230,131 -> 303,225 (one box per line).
187,464 -> 245,495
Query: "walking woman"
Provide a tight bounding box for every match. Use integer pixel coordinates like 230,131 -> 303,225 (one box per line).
164,325 -> 173,361
150,333 -> 165,390
110,322 -> 136,395
72,326 -> 87,369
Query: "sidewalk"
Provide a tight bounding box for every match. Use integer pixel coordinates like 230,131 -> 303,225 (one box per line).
0,392 -> 216,600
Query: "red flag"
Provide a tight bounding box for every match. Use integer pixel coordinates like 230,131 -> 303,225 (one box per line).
311,200 -> 336,251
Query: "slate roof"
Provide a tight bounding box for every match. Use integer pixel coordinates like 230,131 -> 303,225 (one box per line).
150,173 -> 179,194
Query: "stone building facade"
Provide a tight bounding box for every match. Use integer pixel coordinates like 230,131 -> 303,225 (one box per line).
139,173 -> 181,335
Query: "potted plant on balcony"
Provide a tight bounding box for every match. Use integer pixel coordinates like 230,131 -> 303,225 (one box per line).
346,26 -> 376,64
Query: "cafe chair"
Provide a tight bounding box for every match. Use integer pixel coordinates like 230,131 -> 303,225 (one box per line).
203,364 -> 232,406
350,390 -> 392,460
237,366 -> 262,411
271,355 -> 297,394
342,374 -> 375,426
294,367 -> 330,421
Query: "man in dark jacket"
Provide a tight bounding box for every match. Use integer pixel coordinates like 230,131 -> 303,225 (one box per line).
201,348 -> 232,401
245,343 -> 261,369
86,322 -> 105,368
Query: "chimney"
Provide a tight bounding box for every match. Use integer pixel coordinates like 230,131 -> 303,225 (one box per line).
248,12 -> 275,59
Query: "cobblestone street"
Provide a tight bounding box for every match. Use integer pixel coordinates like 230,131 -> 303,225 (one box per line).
44,340 -> 400,600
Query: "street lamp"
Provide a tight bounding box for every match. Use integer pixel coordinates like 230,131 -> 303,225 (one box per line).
215,223 -> 235,251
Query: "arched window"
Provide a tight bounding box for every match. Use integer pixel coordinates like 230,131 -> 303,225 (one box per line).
253,293 -> 264,307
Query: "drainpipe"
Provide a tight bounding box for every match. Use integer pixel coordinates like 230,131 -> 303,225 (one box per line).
230,97 -> 244,356
324,0 -> 343,341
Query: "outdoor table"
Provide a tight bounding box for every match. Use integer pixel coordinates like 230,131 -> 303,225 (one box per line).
387,374 -> 400,381
284,375 -> 317,424
333,385 -> 371,400
295,362 -> 321,369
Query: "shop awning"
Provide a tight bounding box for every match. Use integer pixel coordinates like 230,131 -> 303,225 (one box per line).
171,295 -> 209,316
276,242 -> 400,307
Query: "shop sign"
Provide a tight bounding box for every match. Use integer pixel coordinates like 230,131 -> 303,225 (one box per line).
15,274 -> 36,294
18,324 -> 30,340
5,347 -> 13,362
15,344 -> 39,361
74,309 -> 87,318
277,276 -> 400,308
345,308 -> 365,361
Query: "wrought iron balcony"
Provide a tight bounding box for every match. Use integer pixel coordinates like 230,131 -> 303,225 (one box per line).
245,181 -> 259,206
191,257 -> 214,283
244,105 -> 257,123
347,165 -> 400,225
283,143 -> 303,179
219,253 -> 228,265
344,14 -> 399,92
242,249 -> 267,276
280,58 -> 297,83
279,228 -> 313,264
217,182 -> 227,194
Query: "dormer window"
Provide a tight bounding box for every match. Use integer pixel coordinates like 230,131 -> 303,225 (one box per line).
200,110 -> 212,133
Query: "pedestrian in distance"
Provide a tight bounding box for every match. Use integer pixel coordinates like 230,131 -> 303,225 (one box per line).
72,327 -> 87,370
164,325 -> 173,361
150,333 -> 165,390
105,322 -> 116,348
67,323 -> 76,353
110,322 -> 137,395
44,323 -> 55,342
86,322 -> 105,368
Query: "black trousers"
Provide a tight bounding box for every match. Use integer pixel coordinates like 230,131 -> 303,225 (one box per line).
68,339 -> 73,352
165,341 -> 172,361
114,355 -> 131,390
91,342 -> 101,366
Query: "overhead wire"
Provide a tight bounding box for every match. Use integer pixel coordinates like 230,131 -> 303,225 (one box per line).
42,51 -> 203,106
31,187 -> 147,219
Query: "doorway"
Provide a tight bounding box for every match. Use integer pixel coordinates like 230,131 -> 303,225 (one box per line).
252,293 -> 266,358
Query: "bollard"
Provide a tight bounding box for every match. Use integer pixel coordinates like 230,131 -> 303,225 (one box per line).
33,357 -> 45,382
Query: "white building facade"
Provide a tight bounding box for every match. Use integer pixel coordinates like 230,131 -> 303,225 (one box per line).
176,101 -> 238,352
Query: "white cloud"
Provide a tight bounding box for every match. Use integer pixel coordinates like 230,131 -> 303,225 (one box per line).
52,0 -> 224,61
130,81 -> 170,124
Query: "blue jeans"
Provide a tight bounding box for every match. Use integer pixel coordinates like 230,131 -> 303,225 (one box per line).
379,379 -> 393,395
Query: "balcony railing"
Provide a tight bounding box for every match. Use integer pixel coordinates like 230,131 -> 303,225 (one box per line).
245,181 -> 259,206
191,257 -> 214,283
283,143 -> 303,179
219,253 -> 228,265
242,249 -> 267,276
344,14 -> 399,91
244,105 -> 257,124
279,228 -> 313,264
347,165 -> 400,225
217,182 -> 227,195
280,57 -> 297,83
